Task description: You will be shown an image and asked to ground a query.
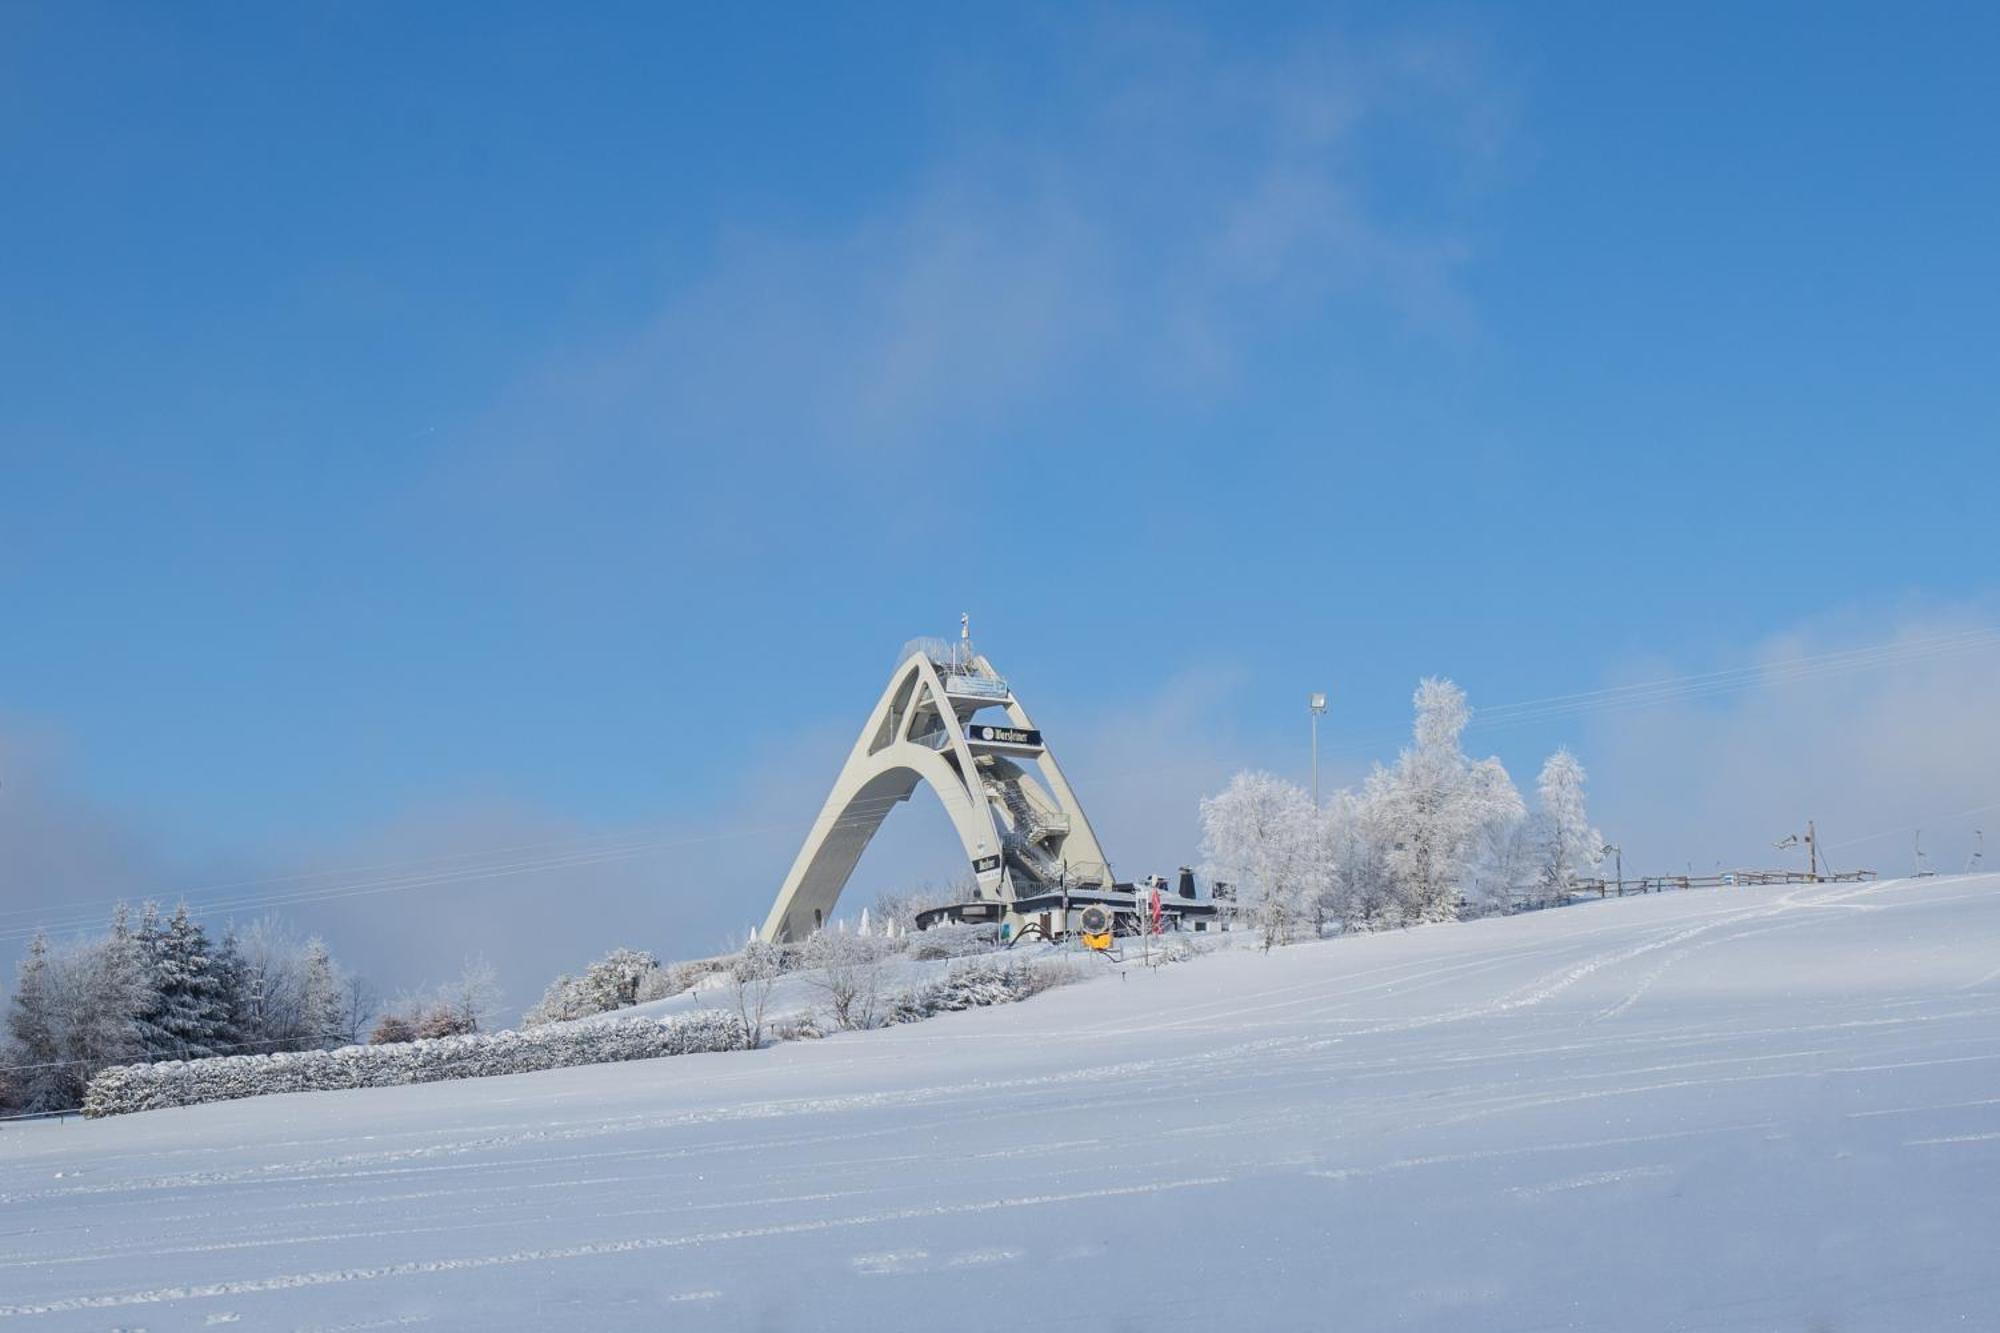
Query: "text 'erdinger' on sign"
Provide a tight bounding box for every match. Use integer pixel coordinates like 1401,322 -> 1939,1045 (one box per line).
968,723 -> 1042,747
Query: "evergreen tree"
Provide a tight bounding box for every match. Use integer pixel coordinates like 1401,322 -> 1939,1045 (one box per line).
5,933 -> 64,1112
209,927 -> 249,1054
140,904 -> 230,1060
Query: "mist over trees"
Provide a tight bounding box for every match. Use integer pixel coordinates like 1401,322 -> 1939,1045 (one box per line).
1202,677 -> 1607,944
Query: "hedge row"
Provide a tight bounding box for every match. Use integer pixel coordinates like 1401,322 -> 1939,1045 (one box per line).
83,1009 -> 747,1118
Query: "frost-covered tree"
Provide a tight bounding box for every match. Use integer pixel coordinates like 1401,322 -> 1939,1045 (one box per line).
5,933 -> 64,1112
1314,790 -> 1396,930
442,958 -> 502,1035
79,905 -> 154,1068
208,926 -> 249,1052
523,948 -> 664,1027
230,915 -> 307,1052
1200,771 -> 1321,949
1359,678 -> 1523,923
870,882 -> 959,934
138,903 -> 231,1061
1468,814 -> 1536,914
299,939 -> 348,1051
1535,748 -> 1606,900
6,914 -> 156,1112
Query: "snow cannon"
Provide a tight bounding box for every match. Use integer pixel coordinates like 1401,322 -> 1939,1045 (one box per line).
1077,904 -> 1114,951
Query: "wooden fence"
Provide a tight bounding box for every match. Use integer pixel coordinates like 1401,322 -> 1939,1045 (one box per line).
1564,869 -> 1876,901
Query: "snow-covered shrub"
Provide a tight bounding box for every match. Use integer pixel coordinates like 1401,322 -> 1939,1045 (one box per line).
886,956 -> 1085,1024
368,1013 -> 417,1045
523,948 -> 667,1027
412,1005 -> 475,1040
770,1011 -> 825,1042
799,930 -> 894,1030
905,923 -> 1000,961
727,940 -> 782,1049
82,1009 -> 746,1118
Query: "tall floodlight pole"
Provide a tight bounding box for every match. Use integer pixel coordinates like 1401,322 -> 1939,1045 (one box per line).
1308,692 -> 1328,808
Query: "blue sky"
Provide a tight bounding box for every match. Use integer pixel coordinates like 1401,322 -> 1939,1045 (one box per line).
3,3 -> 1996,1004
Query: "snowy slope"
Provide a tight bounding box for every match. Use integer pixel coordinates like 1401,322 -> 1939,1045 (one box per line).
5,876 -> 2000,1331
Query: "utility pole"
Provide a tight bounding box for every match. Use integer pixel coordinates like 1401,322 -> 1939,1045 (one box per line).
1776,823 -> 1819,881
1308,692 -> 1328,809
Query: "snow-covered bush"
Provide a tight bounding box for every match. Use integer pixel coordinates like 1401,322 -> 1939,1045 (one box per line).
799,930 -> 895,1030
523,948 -> 669,1027
82,1009 -> 746,1118
886,955 -> 1085,1024
905,923 -> 1000,961
652,957 -> 727,1001
727,939 -> 783,1049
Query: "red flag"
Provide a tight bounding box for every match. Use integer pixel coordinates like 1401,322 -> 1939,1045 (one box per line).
1149,885 -> 1163,933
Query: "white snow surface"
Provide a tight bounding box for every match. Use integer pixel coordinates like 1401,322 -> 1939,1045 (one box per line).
6,876 -> 2000,1330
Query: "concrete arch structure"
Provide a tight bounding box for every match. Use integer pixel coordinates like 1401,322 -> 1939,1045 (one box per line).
760,639 -> 1113,943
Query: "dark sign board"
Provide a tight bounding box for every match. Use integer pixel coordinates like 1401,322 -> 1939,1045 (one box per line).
968,723 -> 1042,747
971,853 -> 1003,875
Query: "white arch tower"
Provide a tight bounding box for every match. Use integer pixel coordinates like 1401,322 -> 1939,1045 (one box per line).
760,630 -> 1113,943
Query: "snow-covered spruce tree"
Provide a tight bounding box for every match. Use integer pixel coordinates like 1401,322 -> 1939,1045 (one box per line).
1359,678 -> 1524,924
1535,747 -> 1606,902
209,926 -> 249,1053
138,903 -> 232,1061
1200,771 -> 1321,949
5,933 -> 65,1112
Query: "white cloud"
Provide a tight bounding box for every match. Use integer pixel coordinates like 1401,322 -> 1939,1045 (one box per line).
1580,609 -> 2000,880
453,17 -> 1511,487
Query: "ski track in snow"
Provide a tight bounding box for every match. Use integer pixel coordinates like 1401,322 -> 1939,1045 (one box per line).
5,876 -> 2000,1330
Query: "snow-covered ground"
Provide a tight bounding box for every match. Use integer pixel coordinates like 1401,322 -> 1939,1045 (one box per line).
6,875 -> 2000,1330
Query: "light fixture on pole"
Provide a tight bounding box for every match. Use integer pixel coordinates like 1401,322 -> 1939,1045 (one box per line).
1308,692 -> 1328,808
1603,842 -> 1623,895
